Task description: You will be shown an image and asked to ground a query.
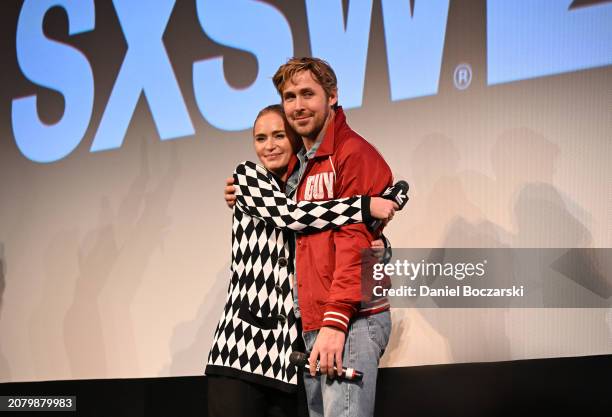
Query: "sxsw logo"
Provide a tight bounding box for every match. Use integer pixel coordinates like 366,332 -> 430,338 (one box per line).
10,0 -> 612,163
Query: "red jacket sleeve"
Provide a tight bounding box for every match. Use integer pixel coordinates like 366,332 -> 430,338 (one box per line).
321,142 -> 393,332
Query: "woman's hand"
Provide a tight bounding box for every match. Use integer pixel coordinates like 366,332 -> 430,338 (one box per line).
224,177 -> 236,208
370,197 -> 398,220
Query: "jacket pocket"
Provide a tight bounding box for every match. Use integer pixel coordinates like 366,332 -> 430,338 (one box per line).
237,299 -> 280,330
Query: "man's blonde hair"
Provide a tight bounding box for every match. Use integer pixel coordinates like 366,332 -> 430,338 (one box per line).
272,57 -> 338,103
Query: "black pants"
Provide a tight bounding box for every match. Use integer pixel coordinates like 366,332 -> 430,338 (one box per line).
207,374 -> 308,417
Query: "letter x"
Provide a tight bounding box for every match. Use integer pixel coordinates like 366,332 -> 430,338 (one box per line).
91,0 -> 194,152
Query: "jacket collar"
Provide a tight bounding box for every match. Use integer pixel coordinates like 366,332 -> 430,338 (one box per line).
286,153 -> 299,179
313,106 -> 346,159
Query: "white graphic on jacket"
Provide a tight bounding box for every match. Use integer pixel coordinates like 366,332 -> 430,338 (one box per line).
304,172 -> 334,200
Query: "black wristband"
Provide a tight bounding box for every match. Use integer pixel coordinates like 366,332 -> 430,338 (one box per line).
361,196 -> 372,224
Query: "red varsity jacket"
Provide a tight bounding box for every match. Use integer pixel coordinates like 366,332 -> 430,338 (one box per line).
295,107 -> 393,332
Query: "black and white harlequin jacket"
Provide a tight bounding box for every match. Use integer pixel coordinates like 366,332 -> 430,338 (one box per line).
205,161 -> 374,392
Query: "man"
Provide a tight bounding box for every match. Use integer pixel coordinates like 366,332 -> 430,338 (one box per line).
273,57 -> 393,417
225,58 -> 394,417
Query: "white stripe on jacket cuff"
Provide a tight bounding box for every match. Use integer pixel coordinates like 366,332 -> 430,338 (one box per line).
322,317 -> 349,329
323,311 -> 350,323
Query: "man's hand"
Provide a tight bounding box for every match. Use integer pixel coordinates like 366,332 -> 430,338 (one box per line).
370,238 -> 385,259
370,197 -> 398,221
224,177 -> 236,208
371,236 -> 392,263
371,238 -> 385,249
309,326 -> 346,378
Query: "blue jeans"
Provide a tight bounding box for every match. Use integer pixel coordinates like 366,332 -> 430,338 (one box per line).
302,310 -> 392,417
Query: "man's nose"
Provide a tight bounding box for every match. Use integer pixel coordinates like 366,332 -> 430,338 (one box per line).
294,95 -> 304,111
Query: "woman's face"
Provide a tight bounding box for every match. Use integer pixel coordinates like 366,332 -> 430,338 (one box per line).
253,112 -> 296,177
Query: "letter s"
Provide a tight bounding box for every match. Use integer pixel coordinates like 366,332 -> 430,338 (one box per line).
193,0 -> 293,131
12,0 -> 95,163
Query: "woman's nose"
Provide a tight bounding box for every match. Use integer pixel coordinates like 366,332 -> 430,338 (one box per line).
264,137 -> 276,150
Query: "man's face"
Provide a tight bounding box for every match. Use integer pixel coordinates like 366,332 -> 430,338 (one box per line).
281,70 -> 337,140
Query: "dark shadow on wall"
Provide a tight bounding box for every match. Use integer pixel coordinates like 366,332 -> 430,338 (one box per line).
510,182 -> 612,354
470,126 -> 609,357
390,126 -> 612,364
405,133 -> 484,246
161,264 -> 232,377
493,128 -> 611,352
396,132 -> 513,363
0,242 -> 12,381
62,137 -> 180,378
475,128 -> 609,356
492,128 -> 611,304
29,231 -> 79,379
513,183 -> 612,305
430,219 -> 513,363
61,208 -> 114,379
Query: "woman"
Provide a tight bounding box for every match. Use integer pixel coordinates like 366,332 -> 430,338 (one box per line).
206,105 -> 396,417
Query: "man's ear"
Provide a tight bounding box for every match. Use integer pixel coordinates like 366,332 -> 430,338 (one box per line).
328,88 -> 338,107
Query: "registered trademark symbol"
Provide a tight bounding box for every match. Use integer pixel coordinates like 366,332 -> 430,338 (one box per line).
454,63 -> 472,90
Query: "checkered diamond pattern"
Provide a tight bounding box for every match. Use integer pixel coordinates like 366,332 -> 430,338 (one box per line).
234,161 -> 363,234
206,161 -> 367,389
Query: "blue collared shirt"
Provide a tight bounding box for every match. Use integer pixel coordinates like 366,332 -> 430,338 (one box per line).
285,136 -> 325,319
